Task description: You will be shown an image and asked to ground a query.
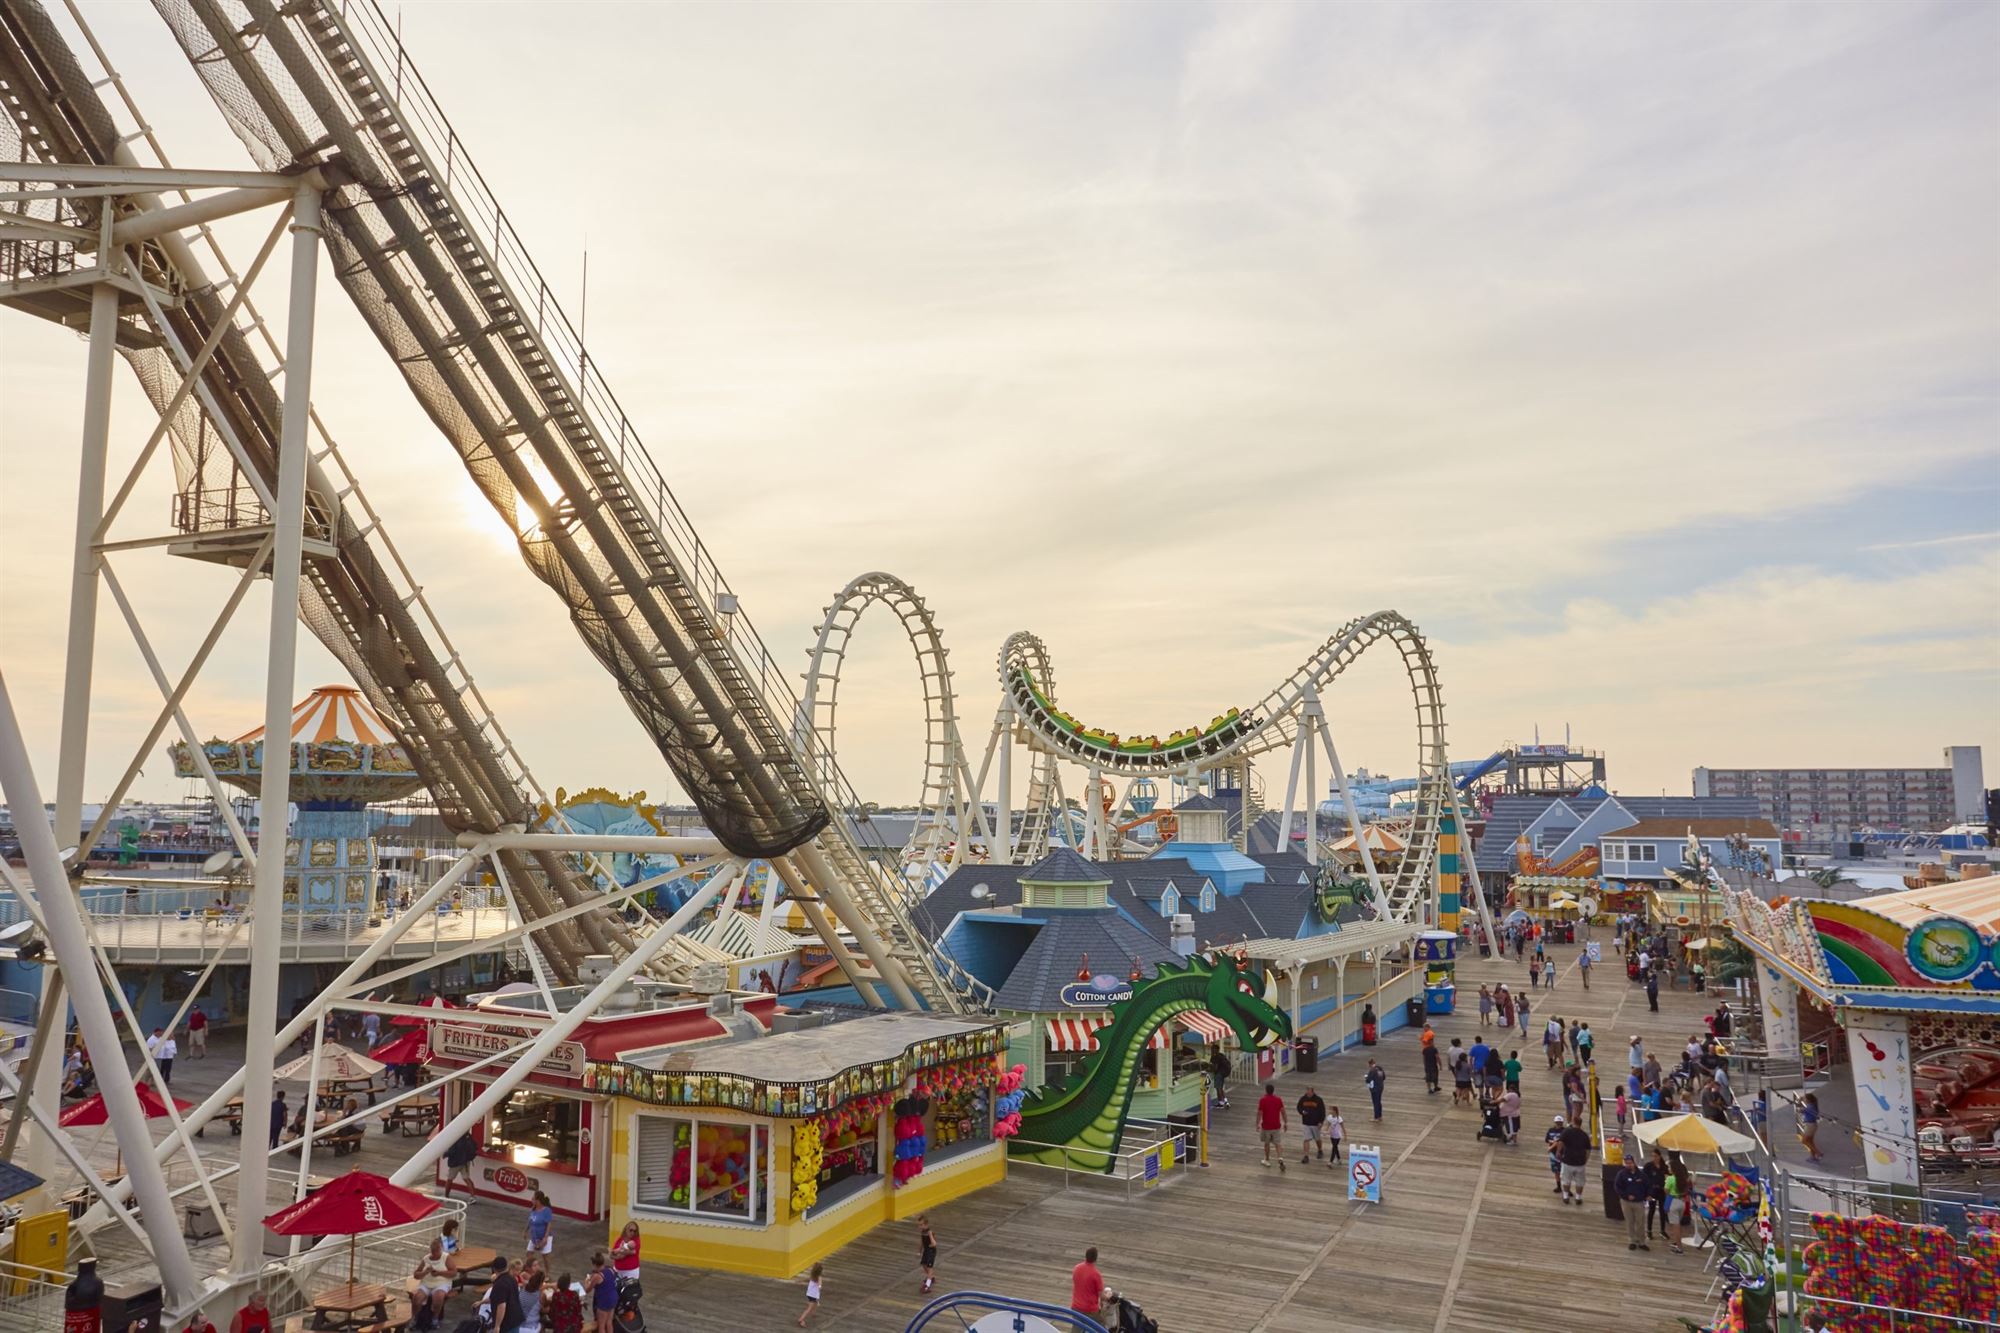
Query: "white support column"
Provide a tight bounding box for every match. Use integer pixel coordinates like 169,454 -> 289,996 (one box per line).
994,711 -> 1014,865
1275,728 -> 1306,862
1304,716 -> 1319,868
1316,705 -> 1390,920
232,185 -> 322,1277
0,675 -> 203,1305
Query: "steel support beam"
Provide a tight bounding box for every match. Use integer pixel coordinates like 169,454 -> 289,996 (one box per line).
231,185 -> 322,1277
0,673 -> 203,1304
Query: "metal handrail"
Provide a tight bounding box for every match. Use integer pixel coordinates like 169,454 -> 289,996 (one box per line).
905,1291 -> 1109,1333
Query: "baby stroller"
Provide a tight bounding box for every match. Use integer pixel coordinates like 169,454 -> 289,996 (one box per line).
1106,1291 -> 1159,1333
1476,1098 -> 1506,1143
613,1274 -> 646,1333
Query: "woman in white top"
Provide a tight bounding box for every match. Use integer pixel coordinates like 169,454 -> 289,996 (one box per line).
413,1238 -> 454,1320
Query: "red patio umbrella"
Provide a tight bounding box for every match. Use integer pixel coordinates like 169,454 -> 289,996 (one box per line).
263,1169 -> 440,1283
59,1082 -> 193,1174
58,1082 -> 191,1128
367,1029 -> 430,1066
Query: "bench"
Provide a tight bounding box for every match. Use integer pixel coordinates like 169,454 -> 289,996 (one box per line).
326,1126 -> 366,1157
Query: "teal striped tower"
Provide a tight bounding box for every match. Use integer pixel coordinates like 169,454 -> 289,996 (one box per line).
1437,805 -> 1461,933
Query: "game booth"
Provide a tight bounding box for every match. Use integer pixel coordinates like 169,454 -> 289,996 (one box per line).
591,1010 -> 1010,1277
425,987 -> 789,1220
1724,875 -> 2000,1185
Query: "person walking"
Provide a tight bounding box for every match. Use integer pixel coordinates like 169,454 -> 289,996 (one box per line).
187,1006 -> 208,1059
1482,1047 -> 1505,1099
444,1129 -> 479,1197
796,1261 -> 825,1327
1574,1021 -> 1595,1067
1578,949 -> 1593,990
1528,957 -> 1541,989
1297,1087 -> 1328,1162
1069,1249 -> 1104,1324
917,1215 -> 938,1294
361,1008 -> 381,1051
1422,1040 -> 1441,1096
1642,1052 -> 1663,1096
525,1191 -> 554,1258
1797,1092 -> 1824,1163
1628,1035 -> 1645,1079
155,1030 -> 177,1084
1325,1105 -> 1344,1165
268,1089 -> 286,1151
1363,1060 -> 1387,1120
1645,969 -> 1660,1012
1556,1116 -> 1592,1206
1544,1016 -> 1565,1071
1543,1116 -> 1568,1194
1477,985 -> 1494,1027
1516,991 -> 1532,1038
1503,1050 -> 1522,1095
1497,1087 -> 1521,1145
1450,1041 -> 1473,1107
1469,1036 -> 1490,1091
1615,1158 -> 1653,1250
1258,1082 -> 1288,1171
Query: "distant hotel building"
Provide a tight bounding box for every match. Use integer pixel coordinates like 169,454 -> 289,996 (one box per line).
1693,746 -> 1984,833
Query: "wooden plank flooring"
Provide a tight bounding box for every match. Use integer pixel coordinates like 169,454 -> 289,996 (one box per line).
70,936 -> 1728,1330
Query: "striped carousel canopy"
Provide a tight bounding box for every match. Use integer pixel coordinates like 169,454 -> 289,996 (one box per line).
234,685 -> 397,746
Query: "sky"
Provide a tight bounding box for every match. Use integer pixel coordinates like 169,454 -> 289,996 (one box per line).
1,0 -> 1996,818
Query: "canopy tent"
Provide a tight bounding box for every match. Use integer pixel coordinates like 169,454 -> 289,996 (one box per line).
1632,1112 -> 1758,1156
1329,826 -> 1407,856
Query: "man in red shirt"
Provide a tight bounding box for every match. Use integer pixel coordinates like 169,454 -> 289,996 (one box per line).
1070,1246 -> 1104,1321
187,1005 -> 208,1059
1258,1081 -> 1289,1173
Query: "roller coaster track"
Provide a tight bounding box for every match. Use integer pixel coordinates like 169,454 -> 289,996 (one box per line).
0,0 -> 632,981
799,573 -> 991,871
1000,613 -> 1450,922
131,0 -> 976,1009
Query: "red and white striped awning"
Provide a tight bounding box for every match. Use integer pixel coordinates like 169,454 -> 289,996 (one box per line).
234,685 -> 396,745
1177,1010 -> 1236,1044
1046,1016 -> 1170,1053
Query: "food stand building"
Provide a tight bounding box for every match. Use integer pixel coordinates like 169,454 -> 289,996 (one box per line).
428,988 -> 1010,1275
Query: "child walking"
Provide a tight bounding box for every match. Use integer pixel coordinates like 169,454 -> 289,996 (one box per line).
797,1262 -> 824,1326
918,1216 -> 938,1294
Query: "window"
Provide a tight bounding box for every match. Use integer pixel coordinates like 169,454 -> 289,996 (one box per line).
924,1082 -> 993,1164
633,1114 -> 768,1224
1198,882 -> 1217,913
485,1090 -> 583,1170
1157,886 -> 1180,919
810,1106 -> 881,1216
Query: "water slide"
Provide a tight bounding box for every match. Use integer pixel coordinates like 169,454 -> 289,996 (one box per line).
1454,749 -> 1509,789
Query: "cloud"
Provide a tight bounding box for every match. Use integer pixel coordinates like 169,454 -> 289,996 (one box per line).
2,0 -> 1995,809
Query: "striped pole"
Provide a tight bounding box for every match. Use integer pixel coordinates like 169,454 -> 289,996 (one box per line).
1438,803 -> 1461,934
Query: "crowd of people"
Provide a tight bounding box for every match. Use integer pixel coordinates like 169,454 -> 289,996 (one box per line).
398,1213 -> 644,1333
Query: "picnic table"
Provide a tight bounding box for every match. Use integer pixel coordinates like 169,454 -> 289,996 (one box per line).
319,1075 -> 381,1108
450,1243 -> 499,1287
310,1280 -> 390,1328
380,1095 -> 439,1137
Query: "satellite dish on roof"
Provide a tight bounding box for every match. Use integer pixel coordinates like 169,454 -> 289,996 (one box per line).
0,922 -> 33,945
970,885 -> 992,901
202,849 -> 234,874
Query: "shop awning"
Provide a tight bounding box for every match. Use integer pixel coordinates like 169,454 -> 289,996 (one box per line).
1176,1010 -> 1235,1044
1046,1016 -> 1169,1053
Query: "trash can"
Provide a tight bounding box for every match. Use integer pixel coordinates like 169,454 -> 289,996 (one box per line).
1404,997 -> 1425,1025
1295,1037 -> 1319,1073
101,1278 -> 162,1333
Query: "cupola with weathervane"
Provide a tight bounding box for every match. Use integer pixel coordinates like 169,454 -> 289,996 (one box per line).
1018,848 -> 1112,911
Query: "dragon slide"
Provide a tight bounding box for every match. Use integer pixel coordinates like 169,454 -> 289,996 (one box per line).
1013,952 -> 1291,1171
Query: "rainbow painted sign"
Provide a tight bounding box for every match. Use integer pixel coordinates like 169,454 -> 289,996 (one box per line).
1806,902 -> 2000,992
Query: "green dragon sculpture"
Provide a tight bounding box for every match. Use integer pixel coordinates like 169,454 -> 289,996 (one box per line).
1012,951 -> 1292,1172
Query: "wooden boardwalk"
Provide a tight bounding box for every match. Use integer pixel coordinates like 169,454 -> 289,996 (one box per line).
66,935 -> 1726,1330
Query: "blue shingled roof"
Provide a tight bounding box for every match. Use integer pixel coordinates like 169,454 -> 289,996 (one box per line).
1019,847 -> 1110,884
987,912 -> 1182,1013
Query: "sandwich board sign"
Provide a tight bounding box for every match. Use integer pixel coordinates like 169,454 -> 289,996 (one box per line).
1347,1144 -> 1382,1204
